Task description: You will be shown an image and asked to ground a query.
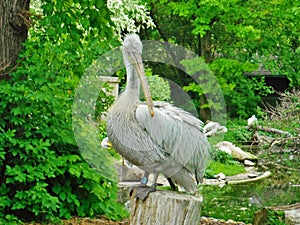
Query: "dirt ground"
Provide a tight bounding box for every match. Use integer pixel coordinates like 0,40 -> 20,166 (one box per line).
26,216 -> 250,225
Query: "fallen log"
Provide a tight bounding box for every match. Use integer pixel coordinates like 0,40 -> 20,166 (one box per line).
226,171 -> 271,185
248,124 -> 291,136
254,203 -> 300,225
130,189 -> 202,225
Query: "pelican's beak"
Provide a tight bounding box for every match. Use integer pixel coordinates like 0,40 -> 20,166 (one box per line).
130,52 -> 154,117
101,137 -> 113,149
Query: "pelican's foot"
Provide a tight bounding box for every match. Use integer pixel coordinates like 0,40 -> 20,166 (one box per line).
129,184 -> 156,200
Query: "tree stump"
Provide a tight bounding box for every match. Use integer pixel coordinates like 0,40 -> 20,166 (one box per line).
254,203 -> 300,225
130,189 -> 203,225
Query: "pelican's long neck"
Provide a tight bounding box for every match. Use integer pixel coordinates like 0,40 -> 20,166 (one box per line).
124,63 -> 140,101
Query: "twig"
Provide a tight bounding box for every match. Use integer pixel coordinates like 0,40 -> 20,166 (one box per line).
253,131 -> 274,145
0,59 -> 23,77
257,125 -> 291,136
265,161 -> 300,171
270,136 -> 300,147
0,61 -> 10,74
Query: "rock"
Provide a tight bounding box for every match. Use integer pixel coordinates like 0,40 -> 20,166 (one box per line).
244,159 -> 255,166
149,173 -> 169,186
216,141 -> 257,161
214,172 -> 226,180
115,162 -> 144,182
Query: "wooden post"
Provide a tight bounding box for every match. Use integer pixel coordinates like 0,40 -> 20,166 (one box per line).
130,189 -> 203,225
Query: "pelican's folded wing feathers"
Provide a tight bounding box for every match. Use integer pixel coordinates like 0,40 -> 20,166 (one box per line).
135,101 -> 210,182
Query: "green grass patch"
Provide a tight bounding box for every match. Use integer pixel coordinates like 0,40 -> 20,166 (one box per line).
205,161 -> 246,178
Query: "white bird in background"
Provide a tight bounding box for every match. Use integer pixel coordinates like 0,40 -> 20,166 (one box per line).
203,120 -> 227,137
247,115 -> 258,126
106,34 -> 211,200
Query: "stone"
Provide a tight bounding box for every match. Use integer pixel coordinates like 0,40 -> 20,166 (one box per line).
244,159 -> 255,166
115,162 -> 144,182
214,172 -> 226,180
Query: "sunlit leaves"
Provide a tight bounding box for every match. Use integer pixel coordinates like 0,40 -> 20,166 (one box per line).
107,0 -> 155,39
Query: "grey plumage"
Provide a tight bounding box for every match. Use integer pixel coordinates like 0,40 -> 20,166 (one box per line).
106,34 -> 210,196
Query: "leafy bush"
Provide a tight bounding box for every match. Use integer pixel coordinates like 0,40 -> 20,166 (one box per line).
120,68 -> 171,102
211,59 -> 273,118
213,151 -> 233,164
0,0 -> 128,223
143,68 -> 171,102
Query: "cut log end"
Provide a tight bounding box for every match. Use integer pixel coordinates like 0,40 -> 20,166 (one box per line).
130,189 -> 203,225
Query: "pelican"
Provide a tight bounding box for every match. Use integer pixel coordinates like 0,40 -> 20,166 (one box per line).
106,34 -> 210,200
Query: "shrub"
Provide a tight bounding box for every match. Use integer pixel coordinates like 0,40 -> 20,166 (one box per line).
0,1 -> 128,223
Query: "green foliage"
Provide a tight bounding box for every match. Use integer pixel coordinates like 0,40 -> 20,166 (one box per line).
181,57 -> 226,122
205,150 -> 246,178
213,151 -> 233,164
220,118 -> 254,146
120,68 -> 171,102
0,0 -> 128,222
267,210 -> 286,225
142,68 -> 171,102
211,59 -> 273,118
205,161 -> 246,178
145,0 -> 300,118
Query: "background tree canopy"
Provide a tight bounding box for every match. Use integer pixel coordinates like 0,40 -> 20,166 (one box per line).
142,0 -> 299,118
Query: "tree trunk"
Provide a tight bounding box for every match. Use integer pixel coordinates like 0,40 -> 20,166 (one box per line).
0,0 -> 29,77
199,31 -> 213,64
254,203 -> 300,225
130,189 -> 203,225
0,0 -> 29,187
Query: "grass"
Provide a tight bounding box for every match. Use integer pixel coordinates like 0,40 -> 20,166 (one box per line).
206,161 -> 246,177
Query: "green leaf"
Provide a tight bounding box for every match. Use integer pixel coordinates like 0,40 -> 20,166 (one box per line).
52,183 -> 62,194
59,192 -> 66,201
69,166 -> 81,178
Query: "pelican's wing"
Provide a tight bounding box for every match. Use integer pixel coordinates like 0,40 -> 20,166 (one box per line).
135,101 -> 210,181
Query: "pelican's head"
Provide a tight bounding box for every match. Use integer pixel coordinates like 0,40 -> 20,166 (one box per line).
122,34 -> 154,117
122,34 -> 143,66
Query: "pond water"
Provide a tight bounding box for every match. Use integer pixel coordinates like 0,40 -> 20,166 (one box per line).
201,152 -> 300,223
